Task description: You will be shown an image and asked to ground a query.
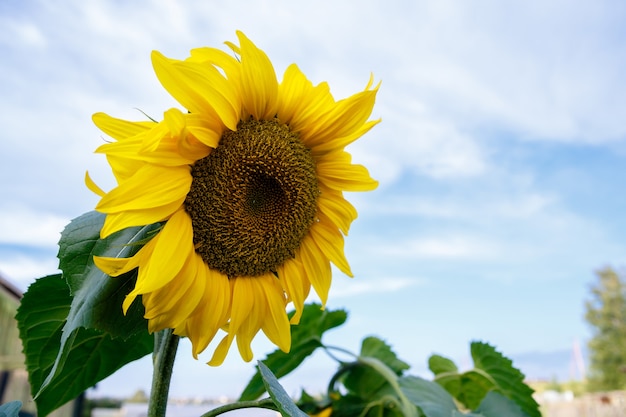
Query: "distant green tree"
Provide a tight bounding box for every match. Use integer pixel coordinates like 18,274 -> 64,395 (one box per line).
585,267 -> 626,391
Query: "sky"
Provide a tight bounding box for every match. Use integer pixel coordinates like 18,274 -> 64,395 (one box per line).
1,0 -> 626,400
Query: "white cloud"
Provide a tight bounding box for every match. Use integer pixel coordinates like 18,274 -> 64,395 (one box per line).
379,235 -> 500,261
331,276 -> 424,298
0,206 -> 67,248
0,19 -> 47,47
0,255 -> 60,290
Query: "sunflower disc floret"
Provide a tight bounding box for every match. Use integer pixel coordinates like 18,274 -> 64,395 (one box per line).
186,118 -> 319,278
87,31 -> 380,366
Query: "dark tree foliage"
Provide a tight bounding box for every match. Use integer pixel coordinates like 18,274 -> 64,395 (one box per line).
585,267 -> 626,391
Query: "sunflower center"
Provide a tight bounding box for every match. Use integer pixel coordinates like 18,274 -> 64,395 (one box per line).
185,118 -> 319,278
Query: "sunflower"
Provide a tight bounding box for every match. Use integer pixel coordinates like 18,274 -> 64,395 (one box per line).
87,31 -> 379,366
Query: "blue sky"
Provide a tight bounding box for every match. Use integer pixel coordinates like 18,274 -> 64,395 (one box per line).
1,0 -> 626,399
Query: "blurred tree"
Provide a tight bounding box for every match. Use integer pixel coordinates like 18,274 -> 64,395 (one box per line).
585,267 -> 626,391
127,389 -> 149,403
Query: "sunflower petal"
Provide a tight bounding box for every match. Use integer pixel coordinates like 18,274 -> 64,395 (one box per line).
279,257 -> 310,324
316,151 -> 378,192
236,31 -> 278,120
92,112 -> 154,141
85,171 -> 106,197
298,236 -> 332,306
152,51 -> 240,130
317,185 -> 358,235
96,164 -> 191,213
309,216 -> 353,277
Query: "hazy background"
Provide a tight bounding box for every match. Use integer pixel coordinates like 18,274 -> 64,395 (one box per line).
1,0 -> 625,399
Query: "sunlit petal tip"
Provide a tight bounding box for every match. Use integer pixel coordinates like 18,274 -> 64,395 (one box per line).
85,171 -> 106,197
93,255 -> 134,277
224,40 -> 241,55
122,291 -> 140,315
207,335 -> 233,367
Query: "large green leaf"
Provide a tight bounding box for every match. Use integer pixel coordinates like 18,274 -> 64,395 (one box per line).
475,391 -> 530,417
431,342 -> 540,417
58,211 -> 160,338
239,303 -> 347,401
258,361 -> 308,417
36,212 -> 159,396
428,354 -> 458,375
398,376 -> 459,417
470,342 -> 540,417
16,275 -> 153,417
456,370 -> 497,410
342,337 -> 410,398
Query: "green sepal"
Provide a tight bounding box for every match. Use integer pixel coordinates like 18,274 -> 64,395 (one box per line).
257,361 -> 308,417
239,303 -> 347,401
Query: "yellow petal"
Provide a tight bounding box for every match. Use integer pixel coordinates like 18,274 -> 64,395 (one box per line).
258,274 -> 291,352
278,64 -> 333,129
311,119 -> 380,157
278,257 -> 310,324
131,209 -> 194,296
207,334 -> 234,366
317,185 -> 357,235
152,51 -> 241,130
85,171 -> 106,197
96,164 -> 191,213
298,236 -> 332,307
100,200 -> 179,238
309,215 -> 353,277
105,155 -> 145,183
143,250 -> 201,322
300,86 -> 379,148
92,112 -> 154,141
236,31 -> 279,120
316,151 -> 378,192
186,266 -> 231,358
184,113 -> 222,149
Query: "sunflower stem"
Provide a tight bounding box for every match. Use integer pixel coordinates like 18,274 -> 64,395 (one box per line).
148,328 -> 180,417
199,398 -> 278,417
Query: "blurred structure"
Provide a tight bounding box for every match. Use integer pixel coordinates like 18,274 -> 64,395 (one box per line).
0,273 -> 79,417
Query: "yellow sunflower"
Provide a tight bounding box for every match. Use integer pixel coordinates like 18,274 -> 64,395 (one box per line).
87,31 -> 379,366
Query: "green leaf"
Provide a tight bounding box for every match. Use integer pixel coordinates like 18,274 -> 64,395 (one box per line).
428,354 -> 458,375
342,337 -> 409,398
330,392 -> 405,417
361,337 -> 411,374
470,341 -> 540,417
35,213 -> 158,397
16,275 -> 153,417
398,376 -> 459,417
239,303 -> 347,401
258,361 -> 308,417
58,211 -> 160,338
454,370 -> 496,410
475,391 -> 530,417
0,401 -> 23,417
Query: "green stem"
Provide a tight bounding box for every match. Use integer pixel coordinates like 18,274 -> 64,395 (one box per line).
199,398 -> 277,417
147,329 -> 180,417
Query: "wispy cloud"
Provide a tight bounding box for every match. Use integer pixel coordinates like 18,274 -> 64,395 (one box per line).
0,206 -> 67,248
